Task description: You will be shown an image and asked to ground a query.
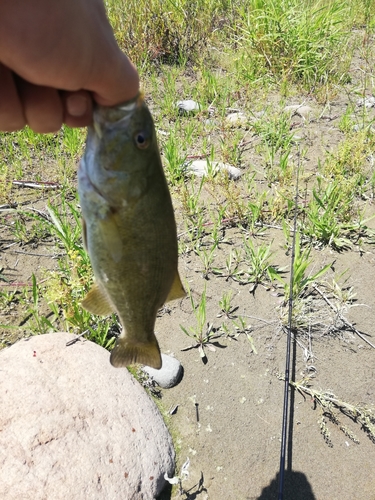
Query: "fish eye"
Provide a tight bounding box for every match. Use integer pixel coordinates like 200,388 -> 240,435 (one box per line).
134,131 -> 150,149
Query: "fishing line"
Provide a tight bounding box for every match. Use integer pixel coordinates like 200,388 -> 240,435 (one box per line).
277,151 -> 300,500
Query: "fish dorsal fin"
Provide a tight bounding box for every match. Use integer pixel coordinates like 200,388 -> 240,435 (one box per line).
166,271 -> 186,302
81,282 -> 114,316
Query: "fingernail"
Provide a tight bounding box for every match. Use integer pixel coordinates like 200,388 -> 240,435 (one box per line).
66,95 -> 88,117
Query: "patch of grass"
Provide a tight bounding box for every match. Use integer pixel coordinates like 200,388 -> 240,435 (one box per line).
322,129 -> 375,201
236,0 -> 352,94
302,178 -> 375,249
106,0 -> 236,66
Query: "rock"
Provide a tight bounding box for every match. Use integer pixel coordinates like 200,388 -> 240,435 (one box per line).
353,124 -> 375,133
283,104 -> 314,119
0,333 -> 175,500
356,96 -> 375,108
225,112 -> 248,127
176,100 -> 201,115
186,159 -> 242,180
143,354 -> 183,389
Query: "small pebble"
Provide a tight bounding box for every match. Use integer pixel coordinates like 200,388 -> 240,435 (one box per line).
143,354 -> 183,389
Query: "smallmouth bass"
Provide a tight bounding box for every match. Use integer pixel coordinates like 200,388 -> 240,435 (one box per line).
78,93 -> 185,369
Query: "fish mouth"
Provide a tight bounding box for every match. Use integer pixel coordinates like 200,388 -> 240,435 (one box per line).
92,92 -> 144,137
118,98 -> 140,113
118,92 -> 144,112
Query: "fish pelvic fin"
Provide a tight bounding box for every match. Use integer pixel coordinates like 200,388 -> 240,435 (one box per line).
81,282 -> 114,316
166,271 -> 186,302
110,334 -> 162,369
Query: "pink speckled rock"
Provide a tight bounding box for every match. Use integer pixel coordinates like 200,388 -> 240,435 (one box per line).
0,333 -> 175,500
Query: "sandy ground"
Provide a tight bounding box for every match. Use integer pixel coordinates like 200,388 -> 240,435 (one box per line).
154,240 -> 375,500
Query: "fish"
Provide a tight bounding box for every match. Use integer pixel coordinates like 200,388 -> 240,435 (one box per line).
77,92 -> 185,369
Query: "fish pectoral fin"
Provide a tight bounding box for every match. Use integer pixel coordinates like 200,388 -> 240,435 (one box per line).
81,282 -> 114,316
81,217 -> 88,251
166,271 -> 186,302
110,334 -> 162,369
98,215 -> 123,263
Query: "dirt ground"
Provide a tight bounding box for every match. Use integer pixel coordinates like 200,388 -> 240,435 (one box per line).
154,57 -> 375,497
1,44 -> 375,500
155,244 -> 375,500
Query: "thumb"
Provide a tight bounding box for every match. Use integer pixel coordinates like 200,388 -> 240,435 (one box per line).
88,45 -> 140,107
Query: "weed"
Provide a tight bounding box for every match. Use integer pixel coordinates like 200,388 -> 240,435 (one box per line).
338,103 -> 356,133
162,127 -> 187,185
217,290 -> 238,319
10,210 -> 51,245
246,192 -> 268,235
291,377 -> 375,445
180,178 -> 205,220
195,243 -> 217,280
283,233 -> 331,303
323,129 -> 375,183
242,238 -> 283,289
0,289 -> 18,309
180,285 -> 224,362
232,316 -> 258,354
253,110 -> 294,166
212,248 -> 244,282
207,212 -> 229,248
24,275 -> 56,334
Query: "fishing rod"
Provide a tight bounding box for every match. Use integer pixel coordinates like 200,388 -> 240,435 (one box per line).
277,154 -> 300,500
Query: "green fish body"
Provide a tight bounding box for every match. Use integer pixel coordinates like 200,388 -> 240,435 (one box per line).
78,93 -> 185,369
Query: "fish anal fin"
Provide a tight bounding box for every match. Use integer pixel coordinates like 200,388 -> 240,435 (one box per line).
81,282 -> 114,316
110,334 -> 162,369
166,271 -> 186,302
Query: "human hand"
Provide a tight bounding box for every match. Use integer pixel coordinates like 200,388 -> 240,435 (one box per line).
0,0 -> 139,133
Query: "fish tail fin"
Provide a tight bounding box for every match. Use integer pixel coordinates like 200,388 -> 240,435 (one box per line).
110,333 -> 162,369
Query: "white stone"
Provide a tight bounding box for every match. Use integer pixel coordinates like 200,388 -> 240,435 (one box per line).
176,100 -> 201,114
356,96 -> 375,108
143,354 -> 183,389
225,112 -> 248,127
186,159 -> 242,180
0,333 -> 175,500
283,104 -> 314,119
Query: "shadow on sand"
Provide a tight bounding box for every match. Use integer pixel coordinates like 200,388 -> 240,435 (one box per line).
257,470 -> 316,500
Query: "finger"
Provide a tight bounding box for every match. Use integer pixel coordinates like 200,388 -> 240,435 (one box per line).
16,78 -> 63,133
89,49 -> 140,107
62,90 -> 93,128
0,64 -> 26,131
